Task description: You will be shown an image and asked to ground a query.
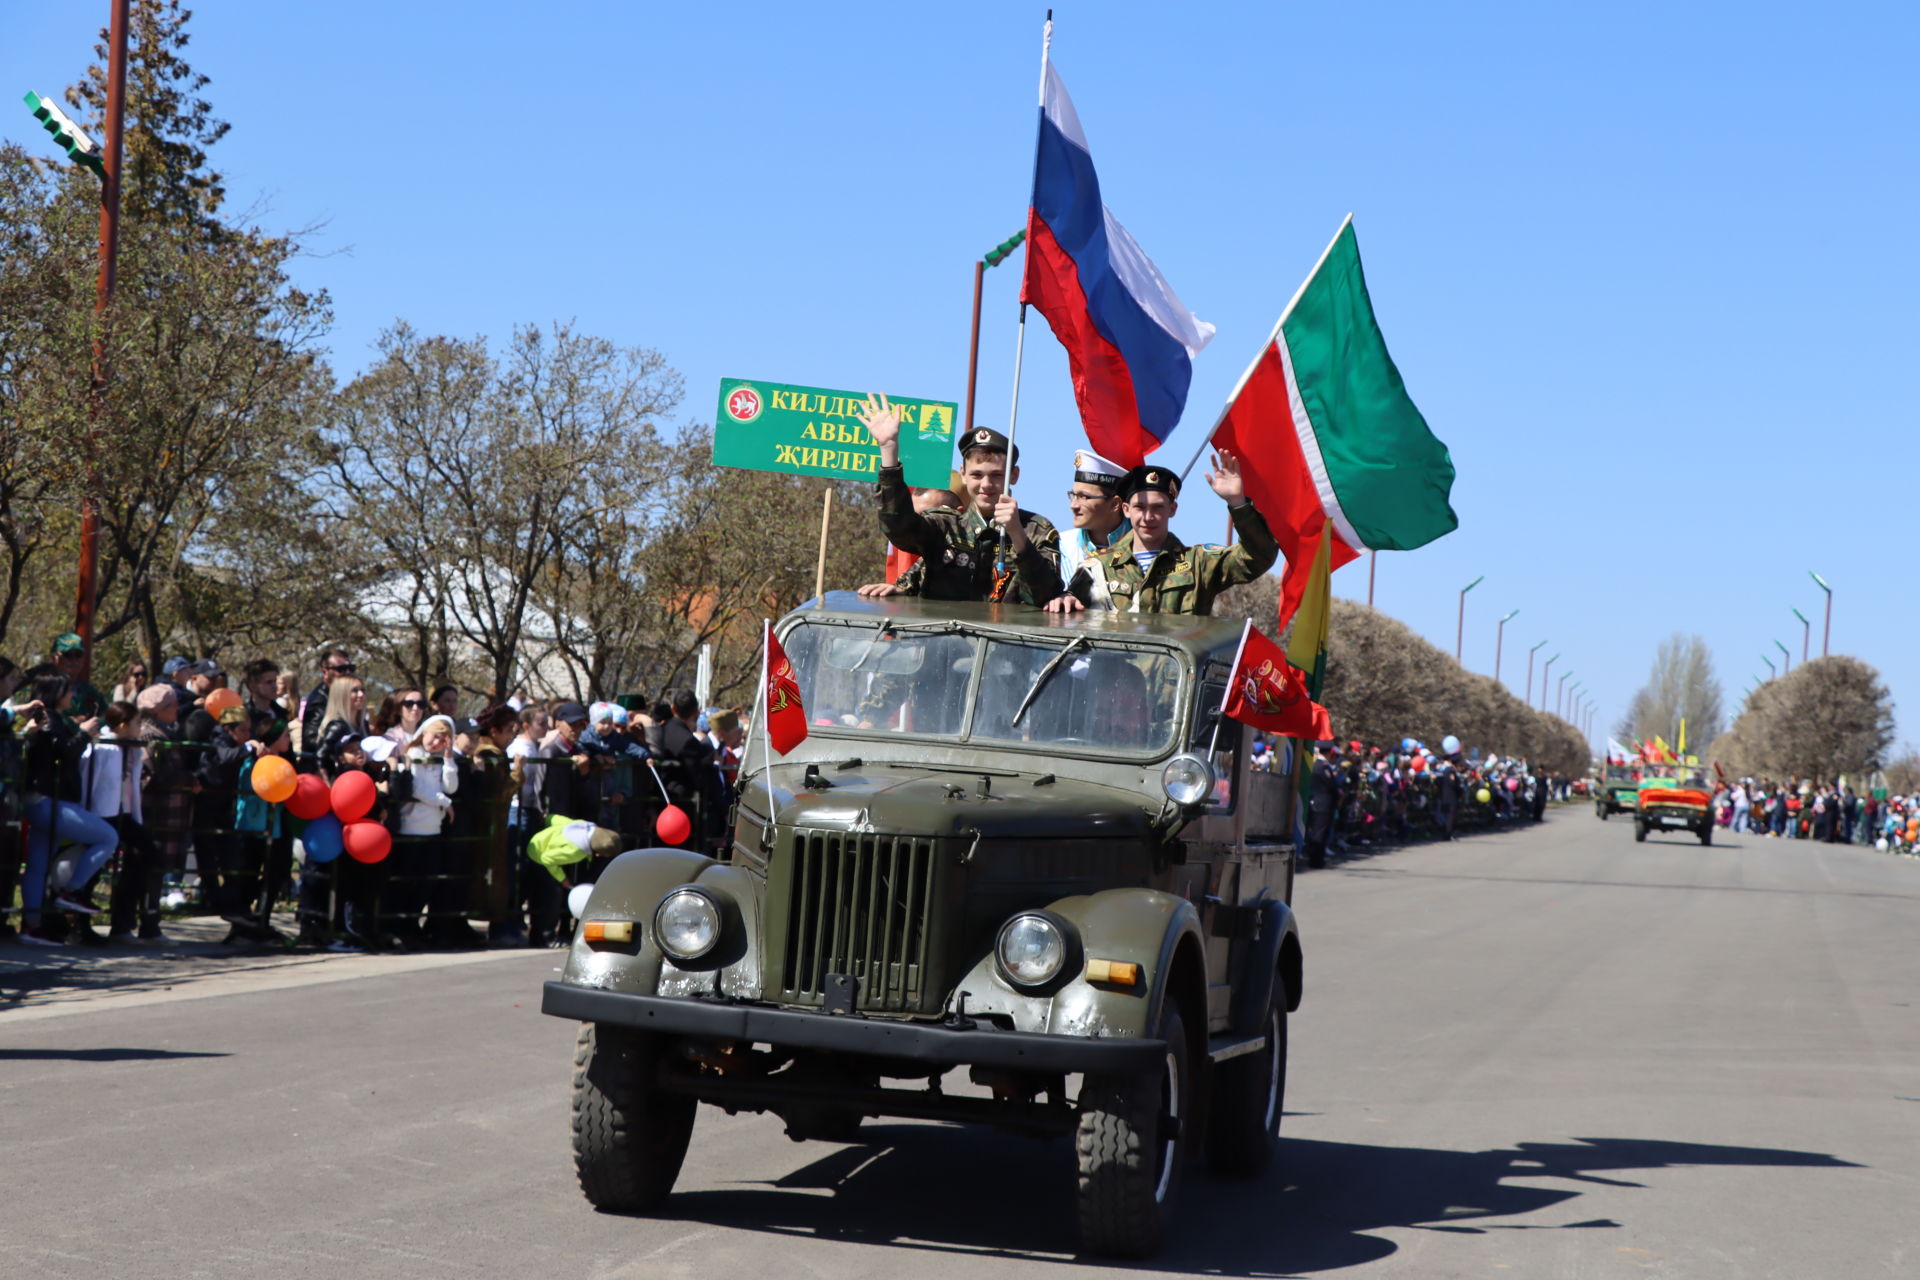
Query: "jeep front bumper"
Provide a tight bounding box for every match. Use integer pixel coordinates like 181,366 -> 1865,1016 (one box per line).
543,981 -> 1166,1073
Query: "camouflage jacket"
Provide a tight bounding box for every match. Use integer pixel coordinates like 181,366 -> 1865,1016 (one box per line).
876,464 -> 1063,605
1066,500 -> 1279,615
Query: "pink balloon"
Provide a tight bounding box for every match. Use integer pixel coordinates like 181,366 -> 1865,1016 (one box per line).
655,805 -> 692,846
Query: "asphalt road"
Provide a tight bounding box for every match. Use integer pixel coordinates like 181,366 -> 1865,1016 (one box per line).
3,808 -> 1916,1278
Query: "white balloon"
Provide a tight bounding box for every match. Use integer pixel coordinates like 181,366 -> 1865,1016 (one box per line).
1442,735 -> 1462,755
567,882 -> 595,920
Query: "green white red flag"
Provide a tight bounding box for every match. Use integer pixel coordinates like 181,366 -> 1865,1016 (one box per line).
1209,216 -> 1458,627
1222,620 -> 1331,740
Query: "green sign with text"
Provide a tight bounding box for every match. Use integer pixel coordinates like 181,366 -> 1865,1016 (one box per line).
712,377 -> 958,489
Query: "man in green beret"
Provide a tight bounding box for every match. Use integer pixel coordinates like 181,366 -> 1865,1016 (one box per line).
1046,450 -> 1278,616
52,633 -> 109,723
858,394 -> 1063,605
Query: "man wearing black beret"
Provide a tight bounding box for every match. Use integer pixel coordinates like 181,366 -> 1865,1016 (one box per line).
1046,449 -> 1277,615
858,394 -> 1063,605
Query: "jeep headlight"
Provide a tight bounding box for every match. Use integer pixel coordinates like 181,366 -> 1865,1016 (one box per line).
996,912 -> 1075,989
1161,753 -> 1216,807
654,888 -> 722,961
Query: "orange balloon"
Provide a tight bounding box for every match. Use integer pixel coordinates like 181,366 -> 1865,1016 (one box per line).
205,688 -> 243,718
250,754 -> 297,804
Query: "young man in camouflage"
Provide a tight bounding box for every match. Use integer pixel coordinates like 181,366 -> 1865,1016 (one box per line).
1046,450 -> 1278,616
858,393 -> 1063,605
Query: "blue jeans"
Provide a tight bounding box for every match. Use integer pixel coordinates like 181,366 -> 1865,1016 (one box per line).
23,797 -> 121,924
1733,803 -> 1750,833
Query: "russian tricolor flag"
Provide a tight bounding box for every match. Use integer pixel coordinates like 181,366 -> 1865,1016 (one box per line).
1022,60 -> 1214,468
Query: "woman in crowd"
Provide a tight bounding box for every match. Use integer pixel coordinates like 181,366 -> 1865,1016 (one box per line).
83,701 -> 162,943
314,675 -> 369,772
111,660 -> 151,705
387,712 -> 460,947
383,688 -> 429,749
470,704 -> 524,945
17,674 -> 117,945
133,682 -> 192,942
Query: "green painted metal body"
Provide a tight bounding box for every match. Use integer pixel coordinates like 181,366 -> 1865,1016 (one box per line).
556,592 -> 1303,1062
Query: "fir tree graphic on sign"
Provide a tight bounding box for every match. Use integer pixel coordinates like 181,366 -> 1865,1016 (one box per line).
917,403 -> 952,440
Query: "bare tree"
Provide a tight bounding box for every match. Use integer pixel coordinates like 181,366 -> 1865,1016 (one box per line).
1617,633 -> 1723,748
1708,656 -> 1893,784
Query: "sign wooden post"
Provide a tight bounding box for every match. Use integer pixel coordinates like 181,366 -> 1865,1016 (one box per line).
813,486 -> 834,603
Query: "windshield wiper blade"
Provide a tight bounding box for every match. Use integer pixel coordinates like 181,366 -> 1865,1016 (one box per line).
851,621 -> 895,671
1011,635 -> 1089,727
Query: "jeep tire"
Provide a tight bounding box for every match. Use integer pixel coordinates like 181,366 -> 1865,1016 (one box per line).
571,1022 -> 696,1211
1634,819 -> 1648,843
1075,1002 -> 1192,1258
1206,982 -> 1287,1177
1699,824 -> 1712,846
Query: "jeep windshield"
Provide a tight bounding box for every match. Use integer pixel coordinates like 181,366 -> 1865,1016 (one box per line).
780,620 -> 1182,757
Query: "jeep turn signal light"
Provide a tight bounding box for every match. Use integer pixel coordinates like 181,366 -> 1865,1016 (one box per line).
1085,958 -> 1141,987
582,921 -> 634,944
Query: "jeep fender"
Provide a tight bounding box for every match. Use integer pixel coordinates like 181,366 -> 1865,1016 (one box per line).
1227,897 -> 1303,1034
947,887 -> 1205,1043
561,847 -> 766,1000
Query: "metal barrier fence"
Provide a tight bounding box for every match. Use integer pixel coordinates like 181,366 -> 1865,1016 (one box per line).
3,733 -> 726,946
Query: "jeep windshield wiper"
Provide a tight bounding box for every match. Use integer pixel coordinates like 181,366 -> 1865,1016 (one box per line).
851,621 -> 895,671
1011,635 -> 1089,727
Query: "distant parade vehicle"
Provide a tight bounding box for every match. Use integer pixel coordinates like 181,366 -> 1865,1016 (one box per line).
1594,762 -> 1642,819
542,593 -> 1305,1258
1632,762 -> 1715,845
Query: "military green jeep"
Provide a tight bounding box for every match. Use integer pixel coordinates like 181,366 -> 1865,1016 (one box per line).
542,593 -> 1304,1257
1595,764 -> 1641,819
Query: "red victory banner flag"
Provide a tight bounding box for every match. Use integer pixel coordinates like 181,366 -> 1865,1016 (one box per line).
762,621 -> 809,756
1221,620 -> 1332,741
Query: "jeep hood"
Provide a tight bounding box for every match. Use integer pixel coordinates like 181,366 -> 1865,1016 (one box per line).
766,764 -> 1156,841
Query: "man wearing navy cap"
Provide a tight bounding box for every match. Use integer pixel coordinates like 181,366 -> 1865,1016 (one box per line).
858,394 -> 1062,604
1047,449 -> 1278,615
1061,448 -> 1131,579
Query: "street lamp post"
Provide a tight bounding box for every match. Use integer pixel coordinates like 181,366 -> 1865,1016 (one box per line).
1761,654 -> 1775,680
1773,638 -> 1791,675
1567,681 -> 1584,721
1540,653 -> 1560,711
1791,607 -> 1811,663
1809,571 -> 1832,657
24,0 -> 130,678
1557,671 -> 1573,719
1525,639 -> 1548,706
1494,609 -> 1518,684
1456,575 -> 1484,664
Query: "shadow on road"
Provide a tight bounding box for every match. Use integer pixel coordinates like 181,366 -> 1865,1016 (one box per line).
657,1126 -> 1860,1272
0,1047 -> 231,1061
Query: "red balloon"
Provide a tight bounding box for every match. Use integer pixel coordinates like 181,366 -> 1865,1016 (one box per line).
286,773 -> 333,820
1409,756 -> 1427,773
1505,777 -> 1522,792
331,770 -> 376,822
343,820 -> 392,864
655,804 -> 692,846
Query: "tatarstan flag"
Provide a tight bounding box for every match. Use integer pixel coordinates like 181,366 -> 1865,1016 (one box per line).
1210,216 -> 1458,627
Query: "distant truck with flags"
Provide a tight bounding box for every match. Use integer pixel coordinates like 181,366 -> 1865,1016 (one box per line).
1624,736 -> 1715,845
1595,739 -> 1642,818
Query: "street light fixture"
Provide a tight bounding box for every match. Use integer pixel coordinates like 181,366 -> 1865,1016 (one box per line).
1773,638 -> 1791,674
1557,670 -> 1573,719
1540,653 -> 1560,711
1494,609 -> 1518,684
1761,654 -> 1775,679
1790,607 -> 1810,663
1456,575 -> 1484,664
1525,639 -> 1548,706
1809,571 -> 1832,657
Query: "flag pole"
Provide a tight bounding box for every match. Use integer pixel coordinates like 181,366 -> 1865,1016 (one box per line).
1209,619 -> 1252,761
999,11 -> 1051,554
759,621 -> 778,840
1177,212 -> 1355,485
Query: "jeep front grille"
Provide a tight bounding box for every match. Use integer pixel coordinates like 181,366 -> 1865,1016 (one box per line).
778,831 -> 939,1013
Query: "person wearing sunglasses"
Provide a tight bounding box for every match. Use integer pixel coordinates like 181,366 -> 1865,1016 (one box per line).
298,647 -> 356,765
112,661 -> 151,704
381,689 -> 429,749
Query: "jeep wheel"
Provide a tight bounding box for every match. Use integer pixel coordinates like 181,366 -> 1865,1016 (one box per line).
1699,824 -> 1712,846
1075,1002 -> 1192,1258
1633,820 -> 1648,843
1207,987 -> 1287,1176
1597,805 -> 1609,820
571,1022 -> 696,1211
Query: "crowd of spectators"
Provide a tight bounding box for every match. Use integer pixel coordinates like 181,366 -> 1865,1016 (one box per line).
1711,778 -> 1915,851
1,639 -> 747,951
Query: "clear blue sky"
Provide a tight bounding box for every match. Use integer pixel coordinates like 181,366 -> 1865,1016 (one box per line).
7,1 -> 1916,750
